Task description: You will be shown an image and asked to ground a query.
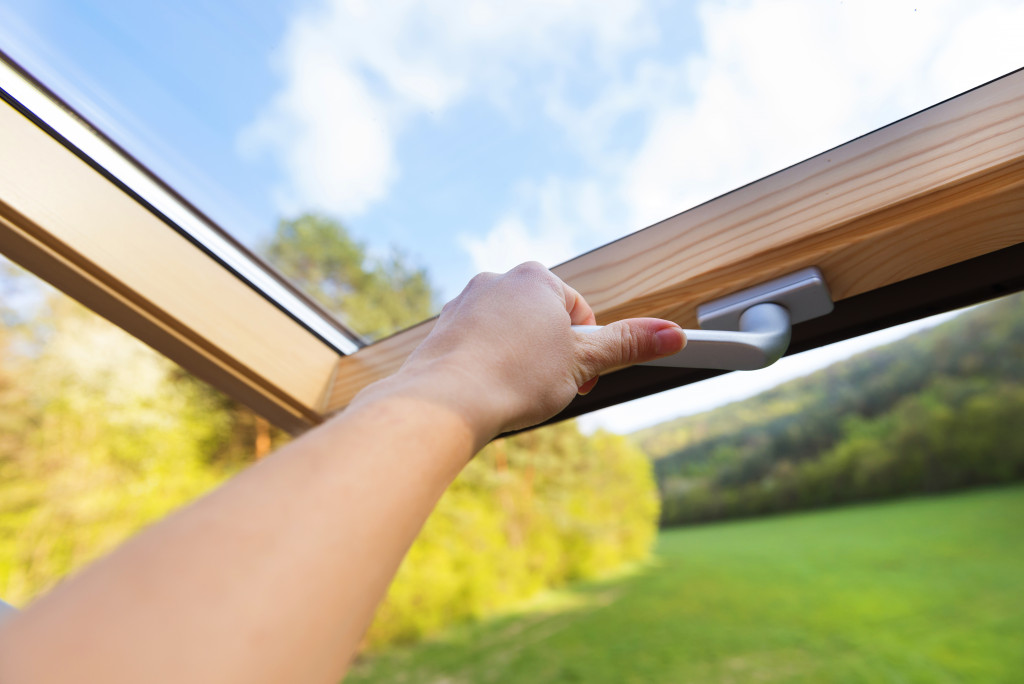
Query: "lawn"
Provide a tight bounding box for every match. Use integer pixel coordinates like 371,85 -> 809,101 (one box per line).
347,486 -> 1024,683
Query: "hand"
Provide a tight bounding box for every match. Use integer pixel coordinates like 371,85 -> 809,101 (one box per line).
364,262 -> 686,442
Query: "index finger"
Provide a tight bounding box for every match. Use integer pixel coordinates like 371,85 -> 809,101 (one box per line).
563,283 -> 597,326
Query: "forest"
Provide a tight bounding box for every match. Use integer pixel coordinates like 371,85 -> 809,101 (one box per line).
0,214 -> 658,649
636,289 -> 1024,526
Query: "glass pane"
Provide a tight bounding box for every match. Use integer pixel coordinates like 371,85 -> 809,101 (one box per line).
1,1 -> 1021,340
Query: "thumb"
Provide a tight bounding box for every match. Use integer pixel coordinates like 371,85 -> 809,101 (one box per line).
574,318 -> 686,379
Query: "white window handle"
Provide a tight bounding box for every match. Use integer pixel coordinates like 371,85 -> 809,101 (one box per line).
573,267 -> 833,371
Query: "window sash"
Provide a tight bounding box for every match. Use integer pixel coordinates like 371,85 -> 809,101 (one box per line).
2,52 -> 1022,432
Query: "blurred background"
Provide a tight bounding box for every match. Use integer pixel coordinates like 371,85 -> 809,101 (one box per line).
1,0 -> 1023,681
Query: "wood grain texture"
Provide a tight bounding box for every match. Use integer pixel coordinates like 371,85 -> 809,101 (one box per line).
325,69 -> 1024,415
0,101 -> 340,431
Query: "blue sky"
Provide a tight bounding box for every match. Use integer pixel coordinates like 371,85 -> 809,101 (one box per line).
1,0 -> 1022,431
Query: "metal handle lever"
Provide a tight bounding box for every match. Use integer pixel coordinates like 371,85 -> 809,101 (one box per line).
572,267 -> 833,372
573,302 -> 790,370
660,301 -> 792,370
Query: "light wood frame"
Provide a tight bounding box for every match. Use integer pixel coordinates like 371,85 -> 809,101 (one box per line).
0,61 -> 358,432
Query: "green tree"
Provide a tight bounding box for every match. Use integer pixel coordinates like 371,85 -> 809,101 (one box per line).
0,295 -> 234,604
263,214 -> 436,340
366,421 -> 660,648
187,212 -> 443,465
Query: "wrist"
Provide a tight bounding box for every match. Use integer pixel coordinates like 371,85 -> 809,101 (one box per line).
348,359 -> 502,455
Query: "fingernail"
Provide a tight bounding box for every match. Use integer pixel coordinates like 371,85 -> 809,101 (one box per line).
578,377 -> 598,395
654,326 -> 686,356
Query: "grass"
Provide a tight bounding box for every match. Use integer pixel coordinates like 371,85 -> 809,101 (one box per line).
347,486 -> 1024,683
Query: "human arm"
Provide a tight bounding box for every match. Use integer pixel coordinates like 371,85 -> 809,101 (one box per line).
0,262 -> 685,683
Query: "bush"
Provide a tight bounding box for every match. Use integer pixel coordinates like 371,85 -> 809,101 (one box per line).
364,422 -> 660,648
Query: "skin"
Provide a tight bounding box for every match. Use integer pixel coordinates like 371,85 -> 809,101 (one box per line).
0,262 -> 685,683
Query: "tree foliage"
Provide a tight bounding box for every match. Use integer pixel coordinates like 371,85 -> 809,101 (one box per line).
0,296 -> 235,601
367,422 -> 659,648
263,214 -> 435,340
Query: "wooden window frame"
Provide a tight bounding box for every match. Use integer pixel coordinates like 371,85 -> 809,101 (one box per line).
0,55 -> 360,433
2,51 -> 1022,433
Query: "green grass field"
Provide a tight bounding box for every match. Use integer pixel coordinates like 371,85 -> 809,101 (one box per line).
347,486 -> 1024,683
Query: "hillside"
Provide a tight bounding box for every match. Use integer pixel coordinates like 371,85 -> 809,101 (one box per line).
633,291 -> 1024,525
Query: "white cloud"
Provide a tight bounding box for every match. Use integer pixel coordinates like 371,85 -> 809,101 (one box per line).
239,0 -> 656,218
244,0 -> 1023,225
459,176 -> 625,273
459,217 -> 574,275
239,39 -> 399,217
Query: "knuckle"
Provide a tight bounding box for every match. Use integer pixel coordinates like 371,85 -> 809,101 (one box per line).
616,325 -> 646,365
517,260 -> 547,273
513,261 -> 553,282
511,261 -> 563,297
467,271 -> 496,287
575,341 -> 599,370
577,338 -> 613,373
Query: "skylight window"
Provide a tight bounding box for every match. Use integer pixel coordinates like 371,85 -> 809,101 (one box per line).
3,2 -> 1022,330
1,1 -> 1022,431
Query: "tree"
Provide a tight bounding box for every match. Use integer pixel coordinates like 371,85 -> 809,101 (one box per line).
186,212 -> 442,465
0,294 -> 232,604
263,214 -> 436,340
366,421 -> 660,648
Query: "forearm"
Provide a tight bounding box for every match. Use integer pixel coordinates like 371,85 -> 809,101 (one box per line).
0,383 -> 477,684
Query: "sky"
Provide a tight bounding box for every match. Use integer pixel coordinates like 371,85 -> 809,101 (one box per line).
0,0 -> 1021,432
